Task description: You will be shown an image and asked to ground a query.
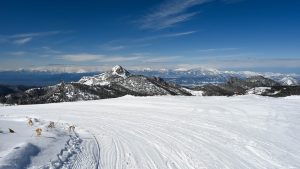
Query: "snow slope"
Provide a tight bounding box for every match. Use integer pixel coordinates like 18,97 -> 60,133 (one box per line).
1,95 -> 300,169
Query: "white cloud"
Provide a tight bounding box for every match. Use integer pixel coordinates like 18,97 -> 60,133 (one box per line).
60,53 -> 143,63
175,58 -> 300,70
28,65 -> 105,73
61,53 -> 103,62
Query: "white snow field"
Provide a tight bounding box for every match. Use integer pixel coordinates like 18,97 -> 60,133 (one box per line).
1,95 -> 300,169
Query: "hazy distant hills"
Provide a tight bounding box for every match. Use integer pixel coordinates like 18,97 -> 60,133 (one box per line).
132,69 -> 300,86
0,71 -> 99,86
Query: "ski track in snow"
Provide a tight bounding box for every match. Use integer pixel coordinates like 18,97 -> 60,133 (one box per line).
1,95 -> 300,169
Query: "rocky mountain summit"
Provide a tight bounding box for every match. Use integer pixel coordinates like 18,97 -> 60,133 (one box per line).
78,65 -> 190,96
279,76 -> 299,86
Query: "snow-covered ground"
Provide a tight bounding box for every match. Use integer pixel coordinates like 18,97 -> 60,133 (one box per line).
0,117 -> 83,169
1,95 -> 300,169
246,87 -> 271,95
182,88 -> 204,96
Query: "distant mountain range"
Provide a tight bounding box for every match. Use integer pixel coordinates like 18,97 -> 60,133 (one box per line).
131,68 -> 300,86
0,67 -> 299,87
0,65 -> 299,105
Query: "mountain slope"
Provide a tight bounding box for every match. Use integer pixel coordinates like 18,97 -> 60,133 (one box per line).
78,65 -> 190,96
1,66 -> 190,105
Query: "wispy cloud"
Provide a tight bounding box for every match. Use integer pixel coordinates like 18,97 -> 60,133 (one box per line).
139,0 -> 243,30
41,46 -> 62,54
7,51 -> 28,56
10,30 -> 64,38
100,30 -> 197,50
139,0 -> 211,30
99,56 -> 142,62
196,48 -> 239,53
13,37 -> 32,45
137,30 -> 198,41
165,31 -> 198,37
143,56 -> 181,63
106,45 -> 126,51
0,30 -> 71,45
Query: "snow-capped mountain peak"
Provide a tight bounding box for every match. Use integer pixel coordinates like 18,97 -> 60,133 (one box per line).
279,76 -> 299,86
111,65 -> 130,78
78,65 -> 131,86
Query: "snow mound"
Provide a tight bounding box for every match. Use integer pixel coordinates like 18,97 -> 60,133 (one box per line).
0,143 -> 40,169
0,117 -> 88,169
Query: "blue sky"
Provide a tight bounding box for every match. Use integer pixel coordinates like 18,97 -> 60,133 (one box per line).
0,0 -> 299,73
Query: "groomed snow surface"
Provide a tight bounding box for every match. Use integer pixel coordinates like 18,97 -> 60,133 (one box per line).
1,95 -> 300,169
